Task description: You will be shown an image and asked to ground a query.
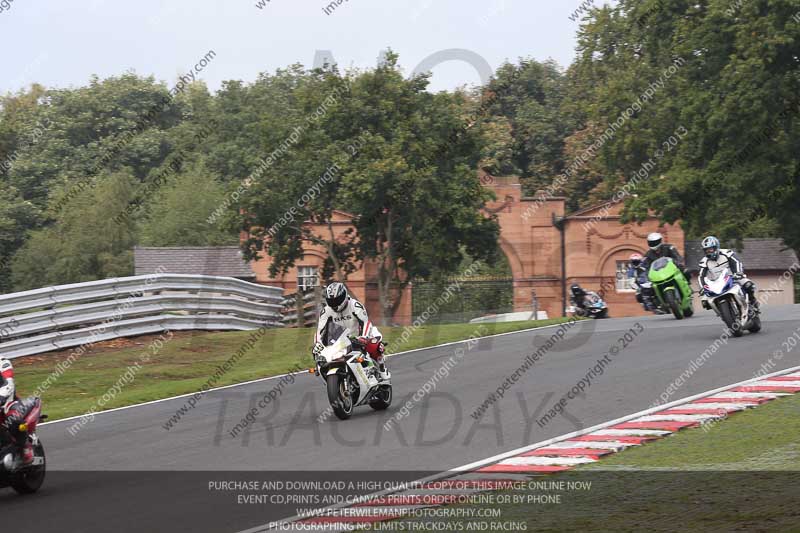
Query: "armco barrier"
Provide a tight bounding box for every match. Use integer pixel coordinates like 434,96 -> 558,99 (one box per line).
0,274 -> 284,359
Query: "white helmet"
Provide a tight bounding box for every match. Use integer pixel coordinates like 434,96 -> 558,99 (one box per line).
647,232 -> 663,250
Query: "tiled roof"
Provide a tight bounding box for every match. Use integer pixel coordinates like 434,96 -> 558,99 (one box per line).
685,239 -> 799,272
134,246 -> 255,278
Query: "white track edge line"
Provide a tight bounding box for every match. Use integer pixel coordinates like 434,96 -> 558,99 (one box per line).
41,320 -> 571,426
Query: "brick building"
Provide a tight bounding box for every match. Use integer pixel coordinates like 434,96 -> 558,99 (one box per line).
247,175 -> 681,322
134,177 -> 795,324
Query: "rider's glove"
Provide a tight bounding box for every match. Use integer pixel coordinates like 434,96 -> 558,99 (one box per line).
355,336 -> 369,346
312,342 -> 324,357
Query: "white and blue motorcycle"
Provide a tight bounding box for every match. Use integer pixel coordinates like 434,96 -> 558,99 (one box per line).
701,266 -> 761,337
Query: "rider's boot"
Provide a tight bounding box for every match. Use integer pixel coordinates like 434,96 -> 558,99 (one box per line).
743,281 -> 760,312
373,354 -> 389,382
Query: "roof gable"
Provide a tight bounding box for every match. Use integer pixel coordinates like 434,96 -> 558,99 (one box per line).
686,239 -> 799,272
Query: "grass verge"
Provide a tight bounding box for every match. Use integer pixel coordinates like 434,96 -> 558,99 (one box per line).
13,318 -> 568,421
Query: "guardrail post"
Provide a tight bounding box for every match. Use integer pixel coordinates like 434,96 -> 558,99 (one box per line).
296,290 -> 305,328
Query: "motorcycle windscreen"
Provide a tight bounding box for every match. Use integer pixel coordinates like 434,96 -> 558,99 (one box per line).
326,323 -> 349,346
650,257 -> 671,271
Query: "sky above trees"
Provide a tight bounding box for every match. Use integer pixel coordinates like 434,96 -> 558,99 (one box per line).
1,0 -> 591,95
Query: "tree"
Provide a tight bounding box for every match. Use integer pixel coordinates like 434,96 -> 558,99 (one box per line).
0,184 -> 39,292
572,0 -> 800,254
139,161 -> 236,247
240,54 -> 500,323
11,170 -> 138,290
483,59 -> 573,196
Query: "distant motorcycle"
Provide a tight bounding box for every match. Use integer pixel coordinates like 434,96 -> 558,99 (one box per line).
572,291 -> 608,319
312,326 -> 392,420
648,257 -> 694,319
0,398 -> 47,494
701,266 -> 761,337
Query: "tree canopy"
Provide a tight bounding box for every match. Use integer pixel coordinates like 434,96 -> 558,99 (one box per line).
1,7 -> 798,295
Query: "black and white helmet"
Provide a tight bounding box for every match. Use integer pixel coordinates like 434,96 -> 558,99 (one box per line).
324,282 -> 349,312
701,235 -> 720,260
647,232 -> 663,250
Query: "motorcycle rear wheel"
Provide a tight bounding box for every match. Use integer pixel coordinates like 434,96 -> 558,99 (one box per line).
664,290 -> 683,320
327,374 -> 354,420
11,442 -> 46,495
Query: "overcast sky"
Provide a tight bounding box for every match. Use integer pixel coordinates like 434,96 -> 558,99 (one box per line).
1,0 -> 608,95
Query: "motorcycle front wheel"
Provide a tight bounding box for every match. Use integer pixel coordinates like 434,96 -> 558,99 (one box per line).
327,373 -> 354,420
663,289 -> 684,320
369,385 -> 392,411
719,300 -> 743,337
11,442 -> 46,495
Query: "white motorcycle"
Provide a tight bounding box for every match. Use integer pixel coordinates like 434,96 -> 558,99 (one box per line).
313,326 -> 392,420
701,266 -> 761,337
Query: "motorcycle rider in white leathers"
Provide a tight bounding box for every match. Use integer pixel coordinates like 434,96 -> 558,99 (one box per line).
697,235 -> 759,311
312,283 -> 389,381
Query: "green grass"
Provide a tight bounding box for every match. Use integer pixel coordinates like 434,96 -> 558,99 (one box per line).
391,394 -> 800,532
13,318 -> 568,421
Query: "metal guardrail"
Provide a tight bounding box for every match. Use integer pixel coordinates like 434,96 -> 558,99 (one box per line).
0,274 -> 284,359
282,289 -> 320,327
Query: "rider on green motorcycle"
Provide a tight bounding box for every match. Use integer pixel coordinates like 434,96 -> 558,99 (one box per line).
641,232 -> 689,279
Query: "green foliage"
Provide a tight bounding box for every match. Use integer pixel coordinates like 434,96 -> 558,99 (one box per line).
573,0 -> 800,254
0,184 -> 39,292
239,54 -> 500,320
139,161 -> 236,247
3,19 -> 799,295
11,170 -> 138,290
483,59 -> 574,196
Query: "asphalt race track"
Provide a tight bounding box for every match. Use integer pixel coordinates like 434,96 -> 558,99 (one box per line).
4,305 -> 800,532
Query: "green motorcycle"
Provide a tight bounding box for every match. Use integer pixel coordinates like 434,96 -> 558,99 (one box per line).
647,257 -> 694,320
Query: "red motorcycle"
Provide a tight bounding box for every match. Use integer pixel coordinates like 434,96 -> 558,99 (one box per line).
0,398 -> 47,494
